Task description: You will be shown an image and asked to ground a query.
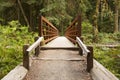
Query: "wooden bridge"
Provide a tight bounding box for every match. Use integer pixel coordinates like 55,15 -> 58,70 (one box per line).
2,15 -> 119,80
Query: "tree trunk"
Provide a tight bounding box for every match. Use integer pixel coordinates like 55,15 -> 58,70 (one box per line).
93,0 -> 100,42
29,5 -> 33,30
114,0 -> 119,33
119,0 -> 120,31
17,0 -> 30,28
16,2 -> 20,23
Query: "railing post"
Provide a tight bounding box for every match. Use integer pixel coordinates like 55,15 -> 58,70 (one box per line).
77,14 -> 82,37
77,44 -> 83,56
79,47 -> 83,56
39,14 -> 42,36
34,37 -> 40,56
87,46 -> 93,72
23,44 -> 29,70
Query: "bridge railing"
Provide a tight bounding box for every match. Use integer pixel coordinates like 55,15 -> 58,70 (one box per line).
39,15 -> 59,44
65,15 -> 81,43
76,37 -> 93,72
23,37 -> 43,70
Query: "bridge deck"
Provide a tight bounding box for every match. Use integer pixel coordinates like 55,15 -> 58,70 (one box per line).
24,37 -> 92,80
44,36 -> 75,48
24,49 -> 92,80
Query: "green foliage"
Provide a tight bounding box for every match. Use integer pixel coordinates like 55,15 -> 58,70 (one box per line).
82,21 -> 93,34
83,32 -> 120,44
83,32 -> 120,79
0,21 -> 37,79
94,47 -> 120,79
97,32 -> 120,44
98,11 -> 114,33
82,21 -> 93,44
112,32 -> 120,41
97,33 -> 114,43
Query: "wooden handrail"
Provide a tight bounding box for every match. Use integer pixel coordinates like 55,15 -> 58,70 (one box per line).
65,17 -> 78,31
65,30 -> 78,34
39,15 -> 59,44
76,37 -> 93,72
41,16 -> 58,31
76,37 -> 90,54
66,36 -> 76,43
65,14 -> 81,44
27,37 -> 43,52
23,37 -> 43,70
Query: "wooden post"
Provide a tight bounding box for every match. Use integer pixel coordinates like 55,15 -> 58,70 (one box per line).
87,46 -> 93,72
39,14 -> 42,36
77,43 -> 83,56
34,37 -> 40,56
77,14 -> 82,37
79,47 -> 83,56
23,44 -> 29,70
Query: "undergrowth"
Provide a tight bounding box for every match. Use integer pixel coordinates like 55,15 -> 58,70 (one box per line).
0,21 -> 37,79
94,47 -> 120,79
82,21 -> 120,79
82,32 -> 120,45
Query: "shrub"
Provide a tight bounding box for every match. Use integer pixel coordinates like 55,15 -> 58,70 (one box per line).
0,21 -> 37,79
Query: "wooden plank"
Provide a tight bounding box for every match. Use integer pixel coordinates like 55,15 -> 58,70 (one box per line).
41,47 -> 78,50
1,65 -> 28,80
91,59 -> 119,80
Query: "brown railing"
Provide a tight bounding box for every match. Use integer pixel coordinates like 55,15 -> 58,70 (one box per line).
23,37 -> 43,70
76,37 -> 93,72
39,15 -> 59,44
65,15 -> 81,43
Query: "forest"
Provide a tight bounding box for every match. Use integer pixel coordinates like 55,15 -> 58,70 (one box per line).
0,0 -> 120,79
